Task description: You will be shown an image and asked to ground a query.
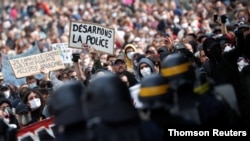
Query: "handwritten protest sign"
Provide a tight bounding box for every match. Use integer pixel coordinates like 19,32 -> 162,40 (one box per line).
1,45 -> 41,86
69,21 -> 115,55
17,116 -> 55,141
51,42 -> 73,64
10,50 -> 65,78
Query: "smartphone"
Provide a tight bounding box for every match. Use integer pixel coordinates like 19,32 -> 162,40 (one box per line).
214,14 -> 218,23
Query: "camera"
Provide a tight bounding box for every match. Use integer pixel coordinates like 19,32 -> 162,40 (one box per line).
72,53 -> 80,63
220,15 -> 228,24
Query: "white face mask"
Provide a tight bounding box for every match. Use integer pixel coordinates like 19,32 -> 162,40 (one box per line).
174,18 -> 180,24
3,91 -> 10,98
224,46 -> 233,52
238,59 -> 249,72
84,58 -> 91,65
3,117 -> 10,124
140,67 -> 152,77
29,98 -> 41,110
161,14 -> 167,20
182,23 -> 188,29
43,48 -> 48,52
127,52 -> 135,60
29,83 -> 37,89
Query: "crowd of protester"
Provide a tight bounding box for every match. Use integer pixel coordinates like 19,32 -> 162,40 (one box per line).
1,0 -> 250,140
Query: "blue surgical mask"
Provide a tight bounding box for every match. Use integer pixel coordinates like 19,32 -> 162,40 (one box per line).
29,83 -> 37,89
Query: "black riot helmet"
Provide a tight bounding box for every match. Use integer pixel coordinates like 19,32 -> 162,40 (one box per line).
161,53 -> 195,90
49,81 -> 86,126
82,72 -> 138,123
193,68 -> 212,95
139,73 -> 172,109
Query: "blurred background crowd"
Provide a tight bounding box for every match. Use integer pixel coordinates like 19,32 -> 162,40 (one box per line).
1,0 -> 250,140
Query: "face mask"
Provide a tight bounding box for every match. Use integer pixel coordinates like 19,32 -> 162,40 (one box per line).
29,83 -> 37,89
100,59 -> 106,64
29,98 -> 41,110
174,18 -> 180,24
161,14 -> 167,20
84,58 -> 91,65
43,48 -> 48,52
127,52 -> 135,60
182,23 -> 188,29
140,67 -> 152,77
3,117 -> 10,124
238,59 -> 249,72
19,42 -> 24,47
224,46 -> 232,52
3,91 -> 10,98
19,114 -> 32,125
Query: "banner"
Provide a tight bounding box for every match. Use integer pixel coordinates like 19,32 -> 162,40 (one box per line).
51,42 -> 73,64
69,21 -> 115,55
17,116 -> 55,141
1,45 -> 41,86
10,50 -> 65,78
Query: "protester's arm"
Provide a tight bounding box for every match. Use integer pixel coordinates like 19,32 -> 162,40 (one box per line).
72,53 -> 86,81
73,61 -> 85,81
223,29 -> 244,65
49,71 -> 63,89
221,23 -> 227,34
220,15 -> 228,34
40,67 -> 50,81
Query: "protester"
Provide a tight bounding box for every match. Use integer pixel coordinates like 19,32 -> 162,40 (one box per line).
21,89 -> 46,124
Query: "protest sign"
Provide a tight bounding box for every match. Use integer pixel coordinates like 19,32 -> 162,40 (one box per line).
69,21 -> 115,55
10,50 -> 65,78
51,42 -> 73,64
1,45 -> 41,86
17,116 -> 55,141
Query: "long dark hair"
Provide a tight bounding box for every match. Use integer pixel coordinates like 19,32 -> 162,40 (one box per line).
22,88 -> 45,116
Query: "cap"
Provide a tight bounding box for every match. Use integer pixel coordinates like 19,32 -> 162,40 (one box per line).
213,26 -> 222,33
15,103 -> 29,114
113,58 -> 125,65
197,34 -> 208,42
0,85 -> 9,91
216,35 -> 231,45
174,43 -> 186,50
0,97 -> 11,106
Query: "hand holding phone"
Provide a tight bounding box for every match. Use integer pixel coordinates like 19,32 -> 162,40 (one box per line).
214,14 -> 219,23
221,15 -> 228,24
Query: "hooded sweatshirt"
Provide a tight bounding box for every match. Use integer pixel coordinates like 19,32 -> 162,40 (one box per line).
136,58 -> 156,81
124,44 -> 137,73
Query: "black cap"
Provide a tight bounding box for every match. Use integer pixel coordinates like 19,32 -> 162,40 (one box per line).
0,85 -> 9,91
216,35 -> 231,45
197,34 -> 208,42
113,58 -> 125,65
0,97 -> 11,106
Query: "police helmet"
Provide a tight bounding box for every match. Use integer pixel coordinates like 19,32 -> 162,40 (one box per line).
82,72 -> 138,123
139,73 -> 171,109
50,81 -> 86,126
